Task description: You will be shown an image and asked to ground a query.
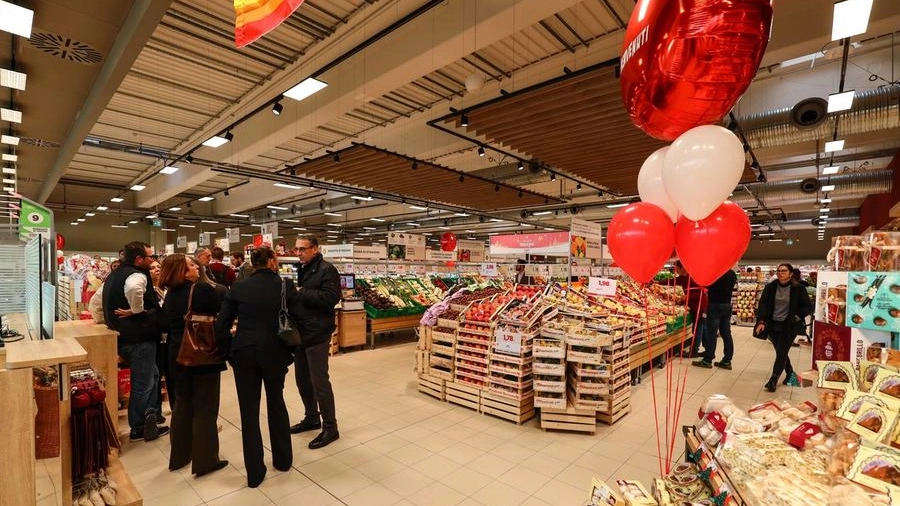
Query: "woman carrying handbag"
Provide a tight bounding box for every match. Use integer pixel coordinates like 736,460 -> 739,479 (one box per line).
158,255 -> 229,476
215,246 -> 297,488
754,263 -> 813,392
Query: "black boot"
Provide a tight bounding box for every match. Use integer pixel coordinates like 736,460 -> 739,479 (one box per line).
764,377 -> 777,392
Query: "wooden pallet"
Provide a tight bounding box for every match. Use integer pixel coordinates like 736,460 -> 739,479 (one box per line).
597,402 -> 631,425
481,390 -> 535,424
540,402 -> 597,434
417,373 -> 446,401
445,381 -> 482,411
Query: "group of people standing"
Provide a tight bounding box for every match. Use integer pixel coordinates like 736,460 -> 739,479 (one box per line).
99,237 -> 342,488
673,261 -> 812,393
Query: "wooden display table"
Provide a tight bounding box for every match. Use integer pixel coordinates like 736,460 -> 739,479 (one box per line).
368,314 -> 423,348
53,320 -> 120,420
339,310 -> 367,349
629,327 -> 690,372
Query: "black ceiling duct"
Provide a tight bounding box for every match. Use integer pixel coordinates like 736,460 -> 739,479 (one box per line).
790,97 -> 828,129
800,178 -> 821,193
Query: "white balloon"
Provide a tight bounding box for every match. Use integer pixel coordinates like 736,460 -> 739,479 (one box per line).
637,146 -> 678,222
662,125 -> 745,221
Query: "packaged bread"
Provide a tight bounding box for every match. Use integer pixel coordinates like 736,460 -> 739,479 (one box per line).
590,477 -> 624,506
848,401 -> 900,444
820,388 -> 848,434
828,428 -> 863,478
818,361 -> 860,390
615,480 -> 657,506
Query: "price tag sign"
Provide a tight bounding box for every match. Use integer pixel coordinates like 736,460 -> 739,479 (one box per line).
587,277 -> 617,296
493,326 -> 521,355
479,262 -> 498,277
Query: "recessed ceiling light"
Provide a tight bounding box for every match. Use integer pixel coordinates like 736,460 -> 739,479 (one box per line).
351,196 -> 373,201
160,166 -> 179,175
198,196 -> 214,202
179,224 -> 196,228
758,232 -> 775,237
77,218 -> 86,222
820,207 -> 830,213
323,212 -> 342,217
267,205 -> 288,210
454,213 -> 470,217
822,166 -> 840,175
129,220 -> 139,224
201,219 -> 220,224
70,222 -> 78,226
1,167 -> 14,174
827,90 -> 855,113
94,206 -> 107,211
327,223 -> 342,227
169,207 -> 181,211
1,153 -> 17,162
110,197 -> 124,203
821,198 -> 832,204
821,184 -> 836,192
832,0 -> 873,40
409,205 -> 428,211
0,1 -> 34,38
284,77 -> 328,101
161,228 -> 176,231
282,218 -> 300,223
2,186 -> 14,192
85,212 -> 95,217
273,183 -> 304,190
146,214 -> 158,219
0,68 -> 26,90
533,211 -> 552,216
229,213 -> 249,218
292,227 -> 307,231
130,184 -> 145,191
202,133 -> 232,148
1,178 -> 13,184
111,225 -> 128,228
370,217 -> 385,222
824,140 -> 844,152
0,135 -> 18,145
490,218 -> 504,222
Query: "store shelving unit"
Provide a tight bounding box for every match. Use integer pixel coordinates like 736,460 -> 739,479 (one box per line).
734,273 -> 764,327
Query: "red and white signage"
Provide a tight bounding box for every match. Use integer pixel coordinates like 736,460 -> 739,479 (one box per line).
490,232 -> 570,256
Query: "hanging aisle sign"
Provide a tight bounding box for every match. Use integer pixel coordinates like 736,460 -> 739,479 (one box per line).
177,236 -> 187,248
199,232 -> 212,246
570,218 -> 603,259
456,239 -> 486,262
261,222 -> 278,239
187,241 -> 198,254
214,238 -> 230,250
388,232 -> 426,261
426,250 -> 455,261
321,243 -> 353,258
490,232 -> 569,256
19,199 -> 53,241
226,227 -> 240,243
165,244 -> 175,255
354,245 -> 386,260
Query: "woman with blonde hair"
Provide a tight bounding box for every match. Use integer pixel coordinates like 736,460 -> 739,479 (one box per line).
159,254 -> 228,476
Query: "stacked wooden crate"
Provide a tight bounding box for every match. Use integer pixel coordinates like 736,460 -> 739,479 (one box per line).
533,323 -> 566,410
597,329 -> 632,424
565,324 -> 611,412
484,313 -> 538,424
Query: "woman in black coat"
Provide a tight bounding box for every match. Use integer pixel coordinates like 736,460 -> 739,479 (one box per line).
215,246 -> 297,488
159,255 -> 228,476
754,263 -> 813,392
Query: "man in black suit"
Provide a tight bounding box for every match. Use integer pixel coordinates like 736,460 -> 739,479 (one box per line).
215,247 -> 295,488
288,235 -> 342,450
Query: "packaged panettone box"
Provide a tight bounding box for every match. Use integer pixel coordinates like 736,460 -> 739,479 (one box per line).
615,480 -> 657,506
848,401 -> 900,445
846,439 -> 900,494
589,478 -> 624,506
818,360 -> 860,390
837,389 -> 900,422
871,368 -> 900,404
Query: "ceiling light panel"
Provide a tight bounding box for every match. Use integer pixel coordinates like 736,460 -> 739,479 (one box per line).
160,166 -> 179,175
284,77 -> 328,101
1,153 -> 17,162
822,166 -> 840,175
0,1 -> 34,38
0,68 -> 26,90
110,197 -> 124,203
202,135 -> 230,148
827,90 -> 855,113
821,184 -> 836,192
0,135 -> 18,145
831,0 -> 873,40
198,196 -> 214,202
824,140 -> 844,152
130,184 -> 145,191
0,107 -> 21,123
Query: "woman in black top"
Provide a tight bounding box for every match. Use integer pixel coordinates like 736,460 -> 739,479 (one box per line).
215,247 -> 297,488
754,263 -> 813,392
159,255 -> 228,476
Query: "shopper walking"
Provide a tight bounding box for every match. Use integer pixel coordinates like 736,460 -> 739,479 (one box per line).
207,247 -> 236,287
103,241 -> 168,442
215,247 -> 295,488
289,236 -> 342,450
693,269 -> 738,370
159,254 -> 228,476
754,263 -> 812,392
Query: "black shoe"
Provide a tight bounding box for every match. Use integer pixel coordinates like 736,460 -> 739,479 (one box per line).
169,462 -> 189,472
129,429 -> 143,442
692,359 -> 713,369
764,378 -> 777,392
714,361 -> 733,370
144,410 -> 159,441
248,471 -> 266,488
290,418 -> 322,434
196,460 -> 228,477
157,414 -> 166,424
308,430 -> 339,450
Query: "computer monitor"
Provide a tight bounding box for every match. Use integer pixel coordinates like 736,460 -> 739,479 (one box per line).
339,273 -> 355,291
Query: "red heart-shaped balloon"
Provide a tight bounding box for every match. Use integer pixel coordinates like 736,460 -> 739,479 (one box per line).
620,0 -> 774,141
607,202 -> 675,284
675,202 -> 751,286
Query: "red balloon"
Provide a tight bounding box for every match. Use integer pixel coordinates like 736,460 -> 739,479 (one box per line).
56,233 -> 65,249
675,202 -> 750,286
620,0 -> 773,141
607,203 -> 675,284
440,232 -> 457,252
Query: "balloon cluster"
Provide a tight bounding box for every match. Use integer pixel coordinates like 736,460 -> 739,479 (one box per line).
608,125 -> 751,286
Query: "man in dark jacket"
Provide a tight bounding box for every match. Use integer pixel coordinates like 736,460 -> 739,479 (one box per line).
289,236 -> 342,449
103,241 -> 168,442
693,269 -> 738,370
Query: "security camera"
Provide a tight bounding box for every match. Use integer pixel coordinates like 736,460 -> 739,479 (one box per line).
479,216 -> 486,223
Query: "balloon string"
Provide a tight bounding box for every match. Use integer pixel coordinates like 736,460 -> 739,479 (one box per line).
642,285 -> 664,477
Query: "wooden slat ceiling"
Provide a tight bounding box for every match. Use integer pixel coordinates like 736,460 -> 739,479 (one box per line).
442,63 -> 755,195
292,144 -> 563,211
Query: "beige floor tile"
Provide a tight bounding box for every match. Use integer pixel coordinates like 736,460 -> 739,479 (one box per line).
406,482 -> 466,506
333,443 -> 383,467
342,483 -> 403,506
438,466 -> 493,495
439,442 -> 486,465
472,481 -> 530,506
533,478 -> 590,506
355,454 -> 408,481
379,467 -> 434,497
520,452 -> 569,477
317,468 -> 373,498
537,441 -> 587,462
142,482 -> 205,506
387,443 -> 434,466
417,453 -> 462,479
364,433 -> 410,454
257,469 -> 314,501
517,496 -> 556,506
416,432 -> 458,453
467,452 -> 517,478
299,455 -> 352,482
496,464 -> 552,495
490,441 -> 537,462
206,487 -> 273,506
555,463 -> 605,490
273,484 -> 340,506
190,465 -> 249,502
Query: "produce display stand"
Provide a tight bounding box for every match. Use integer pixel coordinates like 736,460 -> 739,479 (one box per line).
539,402 -> 597,433
367,313 -> 423,348
682,426 -> 747,506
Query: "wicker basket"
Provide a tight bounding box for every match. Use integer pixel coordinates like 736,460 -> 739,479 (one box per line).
34,385 -> 60,459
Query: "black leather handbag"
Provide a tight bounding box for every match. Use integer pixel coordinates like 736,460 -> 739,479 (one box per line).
278,278 -> 302,347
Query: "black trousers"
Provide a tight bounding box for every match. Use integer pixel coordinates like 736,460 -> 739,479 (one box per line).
768,321 -> 795,381
294,340 -> 337,431
231,348 -> 292,483
168,369 -> 221,474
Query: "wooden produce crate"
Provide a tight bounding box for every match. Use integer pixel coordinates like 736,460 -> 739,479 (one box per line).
597,398 -> 631,425
417,373 -> 446,401
417,325 -> 433,350
430,354 -> 454,370
533,394 -> 567,410
445,380 -> 482,411
540,402 -> 598,434
567,344 -> 604,365
565,329 -> 612,347
415,349 -> 428,374
534,337 -> 566,359
533,374 -> 566,393
437,317 -> 460,329
481,390 -> 535,424
431,328 -> 457,346
428,365 -> 454,382
533,356 -> 566,375
431,342 -> 455,358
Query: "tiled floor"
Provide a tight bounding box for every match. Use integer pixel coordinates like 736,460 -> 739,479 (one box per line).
107,326 -> 816,506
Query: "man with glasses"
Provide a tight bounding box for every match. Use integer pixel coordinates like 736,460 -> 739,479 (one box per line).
288,236 -> 342,449
103,241 -> 168,441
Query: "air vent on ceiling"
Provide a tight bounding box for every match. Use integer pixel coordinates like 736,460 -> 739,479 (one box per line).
20,137 -> 61,148
790,97 -> 828,129
800,178 -> 821,193
27,32 -> 103,65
